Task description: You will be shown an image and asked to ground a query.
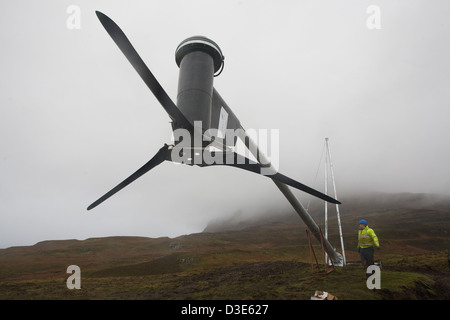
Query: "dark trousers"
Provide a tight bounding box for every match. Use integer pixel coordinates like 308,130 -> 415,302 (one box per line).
360,247 -> 375,269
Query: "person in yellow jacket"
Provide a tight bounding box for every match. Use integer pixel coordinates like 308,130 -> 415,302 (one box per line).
357,219 -> 380,269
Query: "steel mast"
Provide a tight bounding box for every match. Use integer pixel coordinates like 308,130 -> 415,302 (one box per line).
324,146 -> 329,263
243,132 -> 343,265
324,138 -> 346,265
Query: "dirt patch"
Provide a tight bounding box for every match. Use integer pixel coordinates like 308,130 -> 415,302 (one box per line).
377,278 -> 436,300
88,253 -> 190,277
186,261 -> 304,284
428,273 -> 450,299
148,261 -> 309,299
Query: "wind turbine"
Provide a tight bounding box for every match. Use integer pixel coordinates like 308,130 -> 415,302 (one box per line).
88,12 -> 343,265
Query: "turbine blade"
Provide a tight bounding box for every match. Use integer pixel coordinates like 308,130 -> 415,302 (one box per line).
95,11 -> 191,129
87,144 -> 169,211
270,172 -> 341,204
199,151 -> 341,204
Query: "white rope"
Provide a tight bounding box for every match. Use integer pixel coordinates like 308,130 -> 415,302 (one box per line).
306,141 -> 326,212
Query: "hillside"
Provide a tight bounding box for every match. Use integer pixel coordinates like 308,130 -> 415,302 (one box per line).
0,192 -> 449,301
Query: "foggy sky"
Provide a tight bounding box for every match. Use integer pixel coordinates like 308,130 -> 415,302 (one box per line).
1,0 -> 449,248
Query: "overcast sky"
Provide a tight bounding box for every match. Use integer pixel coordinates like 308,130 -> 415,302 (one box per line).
1,0 -> 449,248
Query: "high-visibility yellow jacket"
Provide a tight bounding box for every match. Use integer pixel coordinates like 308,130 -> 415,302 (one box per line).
357,226 -> 380,249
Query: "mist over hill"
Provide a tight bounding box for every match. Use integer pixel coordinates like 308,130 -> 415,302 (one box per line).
203,192 -> 450,233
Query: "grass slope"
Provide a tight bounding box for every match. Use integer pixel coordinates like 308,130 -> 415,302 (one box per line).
0,192 -> 449,300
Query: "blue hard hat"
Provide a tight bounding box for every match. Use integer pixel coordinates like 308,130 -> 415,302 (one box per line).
359,219 -> 367,225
